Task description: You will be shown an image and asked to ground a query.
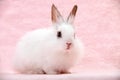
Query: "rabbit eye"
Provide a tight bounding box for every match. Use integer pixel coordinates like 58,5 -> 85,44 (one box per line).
57,31 -> 62,38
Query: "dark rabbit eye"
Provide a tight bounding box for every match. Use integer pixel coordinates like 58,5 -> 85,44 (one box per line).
57,31 -> 62,38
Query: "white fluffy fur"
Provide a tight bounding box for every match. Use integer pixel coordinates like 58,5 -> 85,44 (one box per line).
13,5 -> 84,74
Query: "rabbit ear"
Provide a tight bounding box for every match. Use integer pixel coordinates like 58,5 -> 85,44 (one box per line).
51,4 -> 64,24
67,5 -> 78,24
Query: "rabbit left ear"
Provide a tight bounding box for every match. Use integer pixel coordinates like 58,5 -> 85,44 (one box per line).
67,5 -> 78,24
51,4 -> 64,24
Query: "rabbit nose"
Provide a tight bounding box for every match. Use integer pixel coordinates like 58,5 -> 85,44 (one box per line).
66,42 -> 72,50
66,42 -> 72,46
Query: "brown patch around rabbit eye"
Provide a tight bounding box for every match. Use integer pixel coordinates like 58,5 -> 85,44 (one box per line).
57,31 -> 62,38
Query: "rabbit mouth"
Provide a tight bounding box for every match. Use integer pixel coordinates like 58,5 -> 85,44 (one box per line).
66,45 -> 71,50
66,43 -> 72,50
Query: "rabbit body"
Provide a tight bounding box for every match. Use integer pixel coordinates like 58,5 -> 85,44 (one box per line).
13,4 -> 84,74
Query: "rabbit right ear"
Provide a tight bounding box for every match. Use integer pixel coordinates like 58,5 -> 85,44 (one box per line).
51,4 -> 64,24
67,5 -> 78,24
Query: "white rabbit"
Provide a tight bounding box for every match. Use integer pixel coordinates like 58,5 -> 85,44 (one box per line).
13,4 -> 84,74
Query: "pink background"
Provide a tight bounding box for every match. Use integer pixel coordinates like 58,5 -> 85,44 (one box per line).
0,0 -> 120,74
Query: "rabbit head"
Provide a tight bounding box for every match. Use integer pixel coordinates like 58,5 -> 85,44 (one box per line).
51,4 -> 78,50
